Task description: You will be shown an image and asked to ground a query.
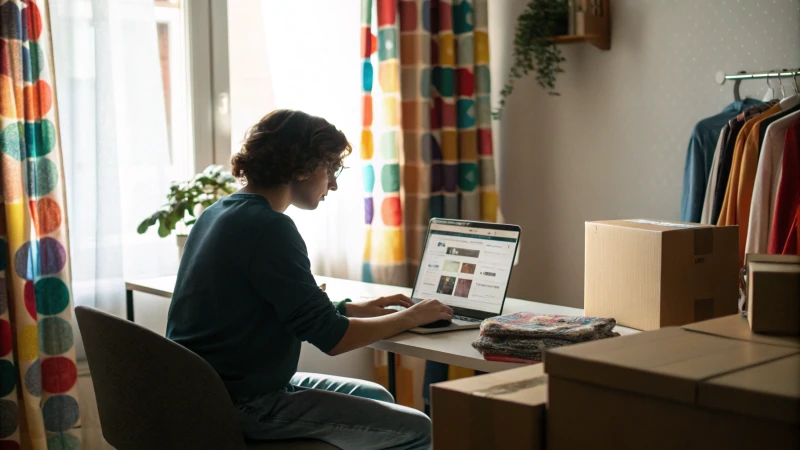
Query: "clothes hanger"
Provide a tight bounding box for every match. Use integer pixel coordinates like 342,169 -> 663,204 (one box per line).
733,70 -> 745,101
779,68 -> 800,110
762,70 -> 776,102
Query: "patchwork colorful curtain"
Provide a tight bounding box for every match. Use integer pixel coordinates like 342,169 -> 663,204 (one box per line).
361,0 -> 497,410
0,1 -> 82,449
361,0 -> 497,287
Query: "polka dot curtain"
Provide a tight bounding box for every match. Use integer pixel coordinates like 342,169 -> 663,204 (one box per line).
0,1 -> 82,449
361,0 -> 498,287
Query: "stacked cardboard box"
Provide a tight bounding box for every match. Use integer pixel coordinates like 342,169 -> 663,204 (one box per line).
546,315 -> 800,450
431,365 -> 547,450
584,220 -> 739,330
744,254 -> 800,335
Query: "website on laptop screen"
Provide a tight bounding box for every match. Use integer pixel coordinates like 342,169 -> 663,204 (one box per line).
411,223 -> 520,314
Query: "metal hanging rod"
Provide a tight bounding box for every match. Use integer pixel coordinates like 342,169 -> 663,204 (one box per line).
716,69 -> 799,85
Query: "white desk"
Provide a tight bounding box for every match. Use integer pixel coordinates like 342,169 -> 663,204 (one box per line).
125,276 -> 638,382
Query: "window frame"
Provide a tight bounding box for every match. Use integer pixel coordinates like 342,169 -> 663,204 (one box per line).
183,0 -> 232,172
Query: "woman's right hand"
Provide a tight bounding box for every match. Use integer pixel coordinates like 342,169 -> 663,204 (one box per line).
404,299 -> 454,328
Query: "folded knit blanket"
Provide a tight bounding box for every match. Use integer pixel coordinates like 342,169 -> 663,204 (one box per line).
472,331 -> 619,360
479,313 -> 618,342
473,313 -> 620,361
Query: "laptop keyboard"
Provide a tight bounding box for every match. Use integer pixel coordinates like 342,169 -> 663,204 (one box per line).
454,315 -> 482,323
375,304 -> 483,324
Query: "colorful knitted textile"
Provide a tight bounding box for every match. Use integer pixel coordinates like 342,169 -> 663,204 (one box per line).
479,313 -> 619,342
473,313 -> 620,361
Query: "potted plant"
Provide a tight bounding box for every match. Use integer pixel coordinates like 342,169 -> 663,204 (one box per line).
137,165 -> 238,258
494,0 -> 569,119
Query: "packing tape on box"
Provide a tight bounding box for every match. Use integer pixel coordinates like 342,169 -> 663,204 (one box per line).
468,375 -> 548,449
471,375 -> 547,397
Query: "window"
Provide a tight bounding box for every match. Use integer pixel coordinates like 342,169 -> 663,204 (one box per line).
224,0 -> 364,279
154,0 -> 193,182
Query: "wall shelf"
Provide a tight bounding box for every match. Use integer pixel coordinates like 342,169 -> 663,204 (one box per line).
548,0 -> 611,50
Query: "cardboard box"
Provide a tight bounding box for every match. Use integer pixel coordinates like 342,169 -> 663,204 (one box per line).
431,365 -> 547,450
584,219 -> 739,331
544,326 -> 800,450
683,314 -> 800,349
745,254 -> 800,335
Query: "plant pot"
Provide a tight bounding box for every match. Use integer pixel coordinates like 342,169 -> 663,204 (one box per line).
552,1 -> 570,36
552,16 -> 569,36
176,234 -> 188,260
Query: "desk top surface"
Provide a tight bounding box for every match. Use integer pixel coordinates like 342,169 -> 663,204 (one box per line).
126,275 -> 638,372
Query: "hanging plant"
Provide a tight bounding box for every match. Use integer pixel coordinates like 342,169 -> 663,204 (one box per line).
494,0 -> 569,119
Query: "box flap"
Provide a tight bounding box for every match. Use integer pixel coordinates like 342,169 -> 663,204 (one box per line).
544,328 -> 797,405
745,254 -> 800,266
748,262 -> 800,274
698,354 -> 800,425
433,364 -> 547,407
588,219 -> 720,233
683,315 -> 800,349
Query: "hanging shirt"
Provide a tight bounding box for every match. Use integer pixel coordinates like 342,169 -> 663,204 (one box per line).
711,102 -> 778,223
680,99 -> 762,223
701,129 -> 729,224
731,100 -> 799,263
769,121 -> 800,254
757,102 -> 800,149
745,110 -> 800,255
718,102 -> 782,231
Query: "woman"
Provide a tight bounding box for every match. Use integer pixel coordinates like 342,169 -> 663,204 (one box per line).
166,109 -> 452,449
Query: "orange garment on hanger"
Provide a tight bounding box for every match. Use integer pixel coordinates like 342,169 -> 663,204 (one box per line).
717,103 -> 782,261
735,112 -> 786,261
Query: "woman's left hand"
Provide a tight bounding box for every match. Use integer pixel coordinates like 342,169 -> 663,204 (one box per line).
345,294 -> 414,318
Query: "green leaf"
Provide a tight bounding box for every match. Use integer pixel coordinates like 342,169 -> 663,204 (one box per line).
157,221 -> 170,238
137,219 -> 150,234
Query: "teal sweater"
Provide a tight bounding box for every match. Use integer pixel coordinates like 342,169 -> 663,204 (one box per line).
166,193 -> 350,399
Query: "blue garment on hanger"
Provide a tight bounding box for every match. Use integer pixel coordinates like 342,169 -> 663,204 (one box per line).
680,98 -> 762,223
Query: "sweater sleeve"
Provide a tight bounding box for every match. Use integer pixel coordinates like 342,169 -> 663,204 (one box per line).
248,215 -> 349,353
680,130 -> 705,223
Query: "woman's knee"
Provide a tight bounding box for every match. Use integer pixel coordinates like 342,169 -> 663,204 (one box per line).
402,409 -> 432,448
357,381 -> 395,403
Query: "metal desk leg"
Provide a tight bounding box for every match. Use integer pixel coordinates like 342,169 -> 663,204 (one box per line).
387,351 -> 397,401
126,289 -> 134,322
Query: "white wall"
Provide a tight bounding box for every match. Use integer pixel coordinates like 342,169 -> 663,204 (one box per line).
490,0 -> 800,308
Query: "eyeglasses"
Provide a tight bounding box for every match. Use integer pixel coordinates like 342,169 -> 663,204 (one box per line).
329,165 -> 347,181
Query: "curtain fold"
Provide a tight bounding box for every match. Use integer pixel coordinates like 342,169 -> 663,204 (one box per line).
0,1 -> 83,448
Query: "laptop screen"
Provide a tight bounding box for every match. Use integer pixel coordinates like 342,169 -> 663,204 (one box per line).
411,220 -> 521,318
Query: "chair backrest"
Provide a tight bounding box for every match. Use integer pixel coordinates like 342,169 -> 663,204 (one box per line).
75,306 -> 246,450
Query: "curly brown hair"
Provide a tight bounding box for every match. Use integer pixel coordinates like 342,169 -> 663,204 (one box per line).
231,109 -> 352,188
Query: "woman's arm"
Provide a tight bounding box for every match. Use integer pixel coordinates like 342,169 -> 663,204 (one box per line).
327,299 -> 453,356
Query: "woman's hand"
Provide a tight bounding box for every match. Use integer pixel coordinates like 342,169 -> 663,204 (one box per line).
345,294 -> 414,318
404,299 -> 454,327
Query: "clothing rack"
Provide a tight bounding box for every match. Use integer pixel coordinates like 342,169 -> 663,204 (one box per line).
715,69 -> 800,101
716,69 -> 800,84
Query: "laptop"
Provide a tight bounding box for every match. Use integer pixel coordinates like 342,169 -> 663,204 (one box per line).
407,218 -> 522,334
